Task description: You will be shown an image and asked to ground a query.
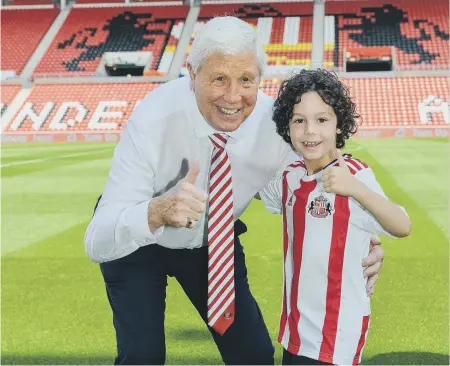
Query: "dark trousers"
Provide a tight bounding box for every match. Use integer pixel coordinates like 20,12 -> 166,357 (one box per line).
282,350 -> 332,365
99,220 -> 274,365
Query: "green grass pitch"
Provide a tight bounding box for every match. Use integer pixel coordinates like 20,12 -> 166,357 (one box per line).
1,138 -> 449,365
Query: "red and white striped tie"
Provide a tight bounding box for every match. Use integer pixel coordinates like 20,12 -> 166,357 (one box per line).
207,133 -> 235,335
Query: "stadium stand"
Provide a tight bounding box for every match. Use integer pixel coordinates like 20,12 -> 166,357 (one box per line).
33,5 -> 189,77
1,8 -> 59,75
324,0 -> 449,70
1,0 -> 448,141
0,85 -> 22,116
182,2 -> 314,71
3,82 -> 161,132
75,0 -> 127,3
3,76 -> 448,134
6,0 -> 55,5
333,76 -> 449,126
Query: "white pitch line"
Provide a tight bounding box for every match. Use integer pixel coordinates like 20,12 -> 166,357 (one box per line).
1,148 -> 111,168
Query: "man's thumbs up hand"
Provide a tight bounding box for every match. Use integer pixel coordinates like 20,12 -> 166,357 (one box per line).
148,161 -> 208,230
185,161 -> 201,185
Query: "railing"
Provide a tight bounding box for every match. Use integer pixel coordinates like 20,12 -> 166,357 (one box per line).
395,64 -> 450,71
32,71 -> 97,78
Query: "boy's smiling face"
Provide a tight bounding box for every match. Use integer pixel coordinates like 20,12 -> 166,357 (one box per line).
289,91 -> 340,172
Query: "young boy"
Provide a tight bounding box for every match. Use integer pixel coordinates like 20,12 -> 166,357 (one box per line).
259,69 -> 411,365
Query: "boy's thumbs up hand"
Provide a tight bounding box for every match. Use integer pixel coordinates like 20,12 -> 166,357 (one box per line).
322,150 -> 360,197
336,149 -> 349,170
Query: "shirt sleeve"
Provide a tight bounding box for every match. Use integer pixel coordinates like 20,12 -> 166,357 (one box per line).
257,141 -> 298,214
280,146 -> 301,168
84,105 -> 164,263
352,167 -> 408,238
259,169 -> 284,214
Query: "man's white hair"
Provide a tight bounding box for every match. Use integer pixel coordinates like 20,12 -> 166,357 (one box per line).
187,16 -> 267,76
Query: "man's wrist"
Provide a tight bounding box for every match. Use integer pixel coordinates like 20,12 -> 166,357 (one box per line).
148,197 -> 166,232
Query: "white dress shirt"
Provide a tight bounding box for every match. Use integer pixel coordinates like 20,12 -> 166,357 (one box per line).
85,76 -> 297,263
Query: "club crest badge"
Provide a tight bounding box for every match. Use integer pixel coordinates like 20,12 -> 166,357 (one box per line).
307,193 -> 333,218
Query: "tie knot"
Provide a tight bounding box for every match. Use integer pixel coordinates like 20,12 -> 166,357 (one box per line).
209,133 -> 229,150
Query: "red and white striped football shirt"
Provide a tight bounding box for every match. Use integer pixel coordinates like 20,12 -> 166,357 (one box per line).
260,154 -> 405,365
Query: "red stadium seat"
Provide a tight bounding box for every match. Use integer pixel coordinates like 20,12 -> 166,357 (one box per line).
7,0 -> 54,4
342,77 -> 449,126
324,0 -> 449,70
183,2 -> 314,69
1,9 -> 59,75
3,77 -> 448,133
3,83 -> 161,132
33,6 -> 189,77
75,0 -> 125,3
262,77 -> 449,126
1,85 -> 22,115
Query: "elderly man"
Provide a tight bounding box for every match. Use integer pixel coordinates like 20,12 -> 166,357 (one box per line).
85,16 -> 384,365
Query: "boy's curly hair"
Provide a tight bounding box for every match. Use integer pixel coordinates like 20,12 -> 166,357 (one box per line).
272,69 -> 360,149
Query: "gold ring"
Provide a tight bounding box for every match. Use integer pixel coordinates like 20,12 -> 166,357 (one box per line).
185,218 -> 193,229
